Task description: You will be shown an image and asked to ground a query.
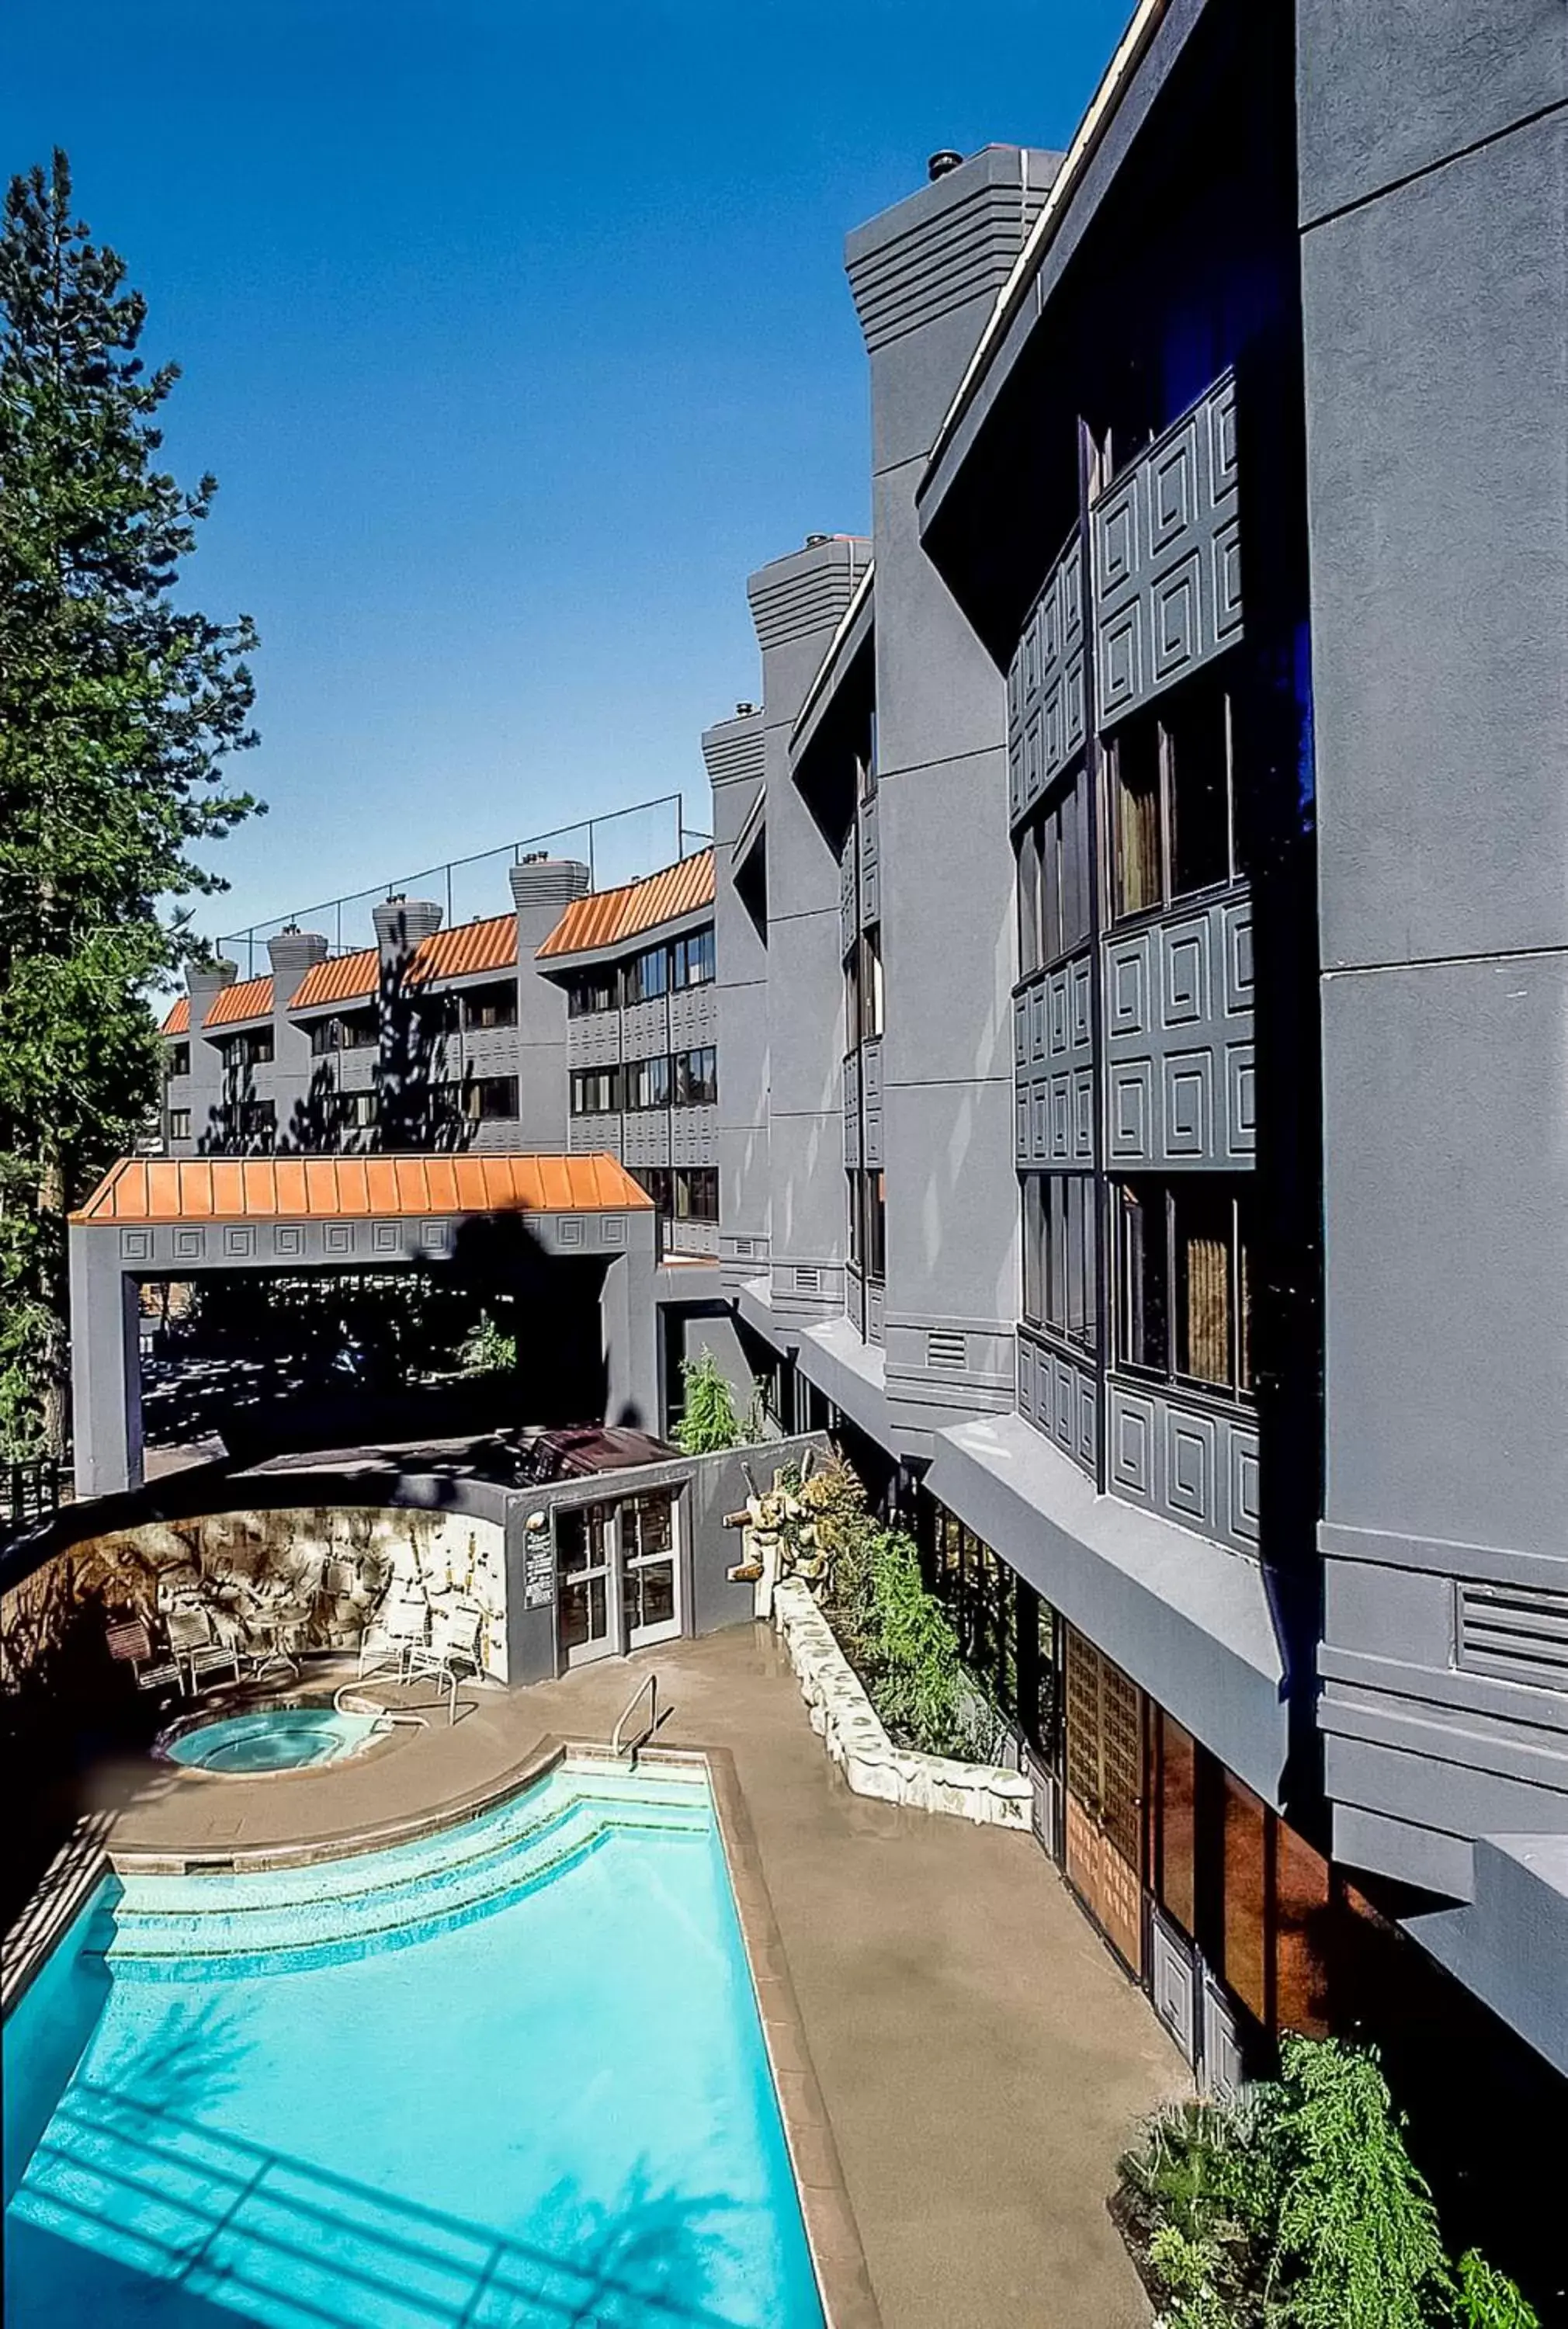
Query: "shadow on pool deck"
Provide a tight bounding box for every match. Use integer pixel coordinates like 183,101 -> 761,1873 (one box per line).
90,1625 -> 1183,2328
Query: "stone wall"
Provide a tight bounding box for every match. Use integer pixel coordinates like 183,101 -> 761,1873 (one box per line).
772,1578 -> 1032,1830
0,1505 -> 509,1693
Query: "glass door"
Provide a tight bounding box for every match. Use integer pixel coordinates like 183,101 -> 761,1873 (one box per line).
621,1491 -> 680,1649
556,1501 -> 617,1666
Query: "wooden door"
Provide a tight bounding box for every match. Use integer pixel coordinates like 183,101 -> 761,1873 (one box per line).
1063,1627 -> 1146,1976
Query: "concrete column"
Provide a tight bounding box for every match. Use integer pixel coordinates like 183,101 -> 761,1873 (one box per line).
185,960 -> 236,1151
702,707 -> 769,1292
510,857 -> 589,1150
265,927 -> 328,1149
70,1234 -> 144,1498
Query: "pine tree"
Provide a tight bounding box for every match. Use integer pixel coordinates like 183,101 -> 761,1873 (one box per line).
0,151 -> 262,1458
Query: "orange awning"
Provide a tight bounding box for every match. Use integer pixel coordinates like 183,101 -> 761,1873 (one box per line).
71,1153 -> 653,1224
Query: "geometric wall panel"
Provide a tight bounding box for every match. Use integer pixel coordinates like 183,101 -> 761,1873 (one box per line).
222,1224 -> 256,1260
1166,1404 -> 1216,1524
1108,1060 -> 1154,1161
1110,1386 -> 1157,1498
1227,1428 -> 1261,1546
119,1229 -> 154,1263
174,1227 -> 206,1262
1008,522 -> 1085,827
271,1225 -> 305,1258
323,1224 -> 353,1256
372,1222 -> 401,1255
557,1216 -> 585,1248
1091,370 -> 1240,729
1164,1052 -> 1212,1156
1225,1044 -> 1256,1157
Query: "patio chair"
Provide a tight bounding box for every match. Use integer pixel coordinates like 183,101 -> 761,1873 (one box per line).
106,1618 -> 182,1698
165,1608 -> 242,1697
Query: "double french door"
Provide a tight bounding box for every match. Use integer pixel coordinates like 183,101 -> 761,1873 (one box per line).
556,1490 -> 682,1667
1064,1626 -> 1147,1977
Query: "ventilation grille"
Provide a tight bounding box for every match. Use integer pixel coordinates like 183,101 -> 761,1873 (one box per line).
794,1266 -> 822,1295
926,1330 -> 967,1373
730,1237 -> 752,1258
1458,1581 -> 1568,1692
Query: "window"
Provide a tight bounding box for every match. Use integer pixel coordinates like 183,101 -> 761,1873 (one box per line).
623,944 -> 668,1005
847,1174 -> 862,1271
1111,678 -> 1236,923
461,981 -> 517,1031
168,1109 -> 192,1140
464,1075 -> 518,1122
673,1166 -> 718,1223
570,1067 -> 619,1116
1017,765 -> 1091,975
235,1099 -> 275,1142
671,926 -> 714,987
1115,1181 -> 1254,1397
337,1090 -> 376,1131
672,1046 -> 716,1107
633,1166 -> 672,1216
224,1027 -> 274,1070
849,928 -> 883,1043
341,1009 -> 378,1051
567,970 -> 618,1017
624,1054 -> 671,1111
1020,1173 -> 1098,1353
853,1169 -> 886,1283
166,1042 -> 190,1079
309,1016 -> 339,1057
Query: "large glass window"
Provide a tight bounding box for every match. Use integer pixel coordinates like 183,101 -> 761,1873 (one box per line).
570,1067 -> 619,1116
567,970 -> 619,1017
463,1075 -> 519,1122
168,1108 -> 191,1140
1116,1181 -> 1254,1399
1020,1174 -> 1098,1354
1017,765 -> 1092,977
860,1170 -> 886,1283
852,928 -> 884,1042
1111,676 -> 1236,923
672,1046 -> 716,1106
673,1166 -> 718,1222
167,1042 -> 190,1078
624,1054 -> 671,1110
633,1165 -> 672,1217
623,945 -> 669,1005
461,981 -> 517,1031
671,926 -> 714,987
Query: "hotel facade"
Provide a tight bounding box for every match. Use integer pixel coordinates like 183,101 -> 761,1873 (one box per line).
155,0 -> 1566,2148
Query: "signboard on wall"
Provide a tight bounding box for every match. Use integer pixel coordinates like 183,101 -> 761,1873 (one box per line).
523,1523 -> 555,1610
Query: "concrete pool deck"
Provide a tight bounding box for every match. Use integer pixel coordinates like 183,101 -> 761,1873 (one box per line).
82,1625 -> 1181,2327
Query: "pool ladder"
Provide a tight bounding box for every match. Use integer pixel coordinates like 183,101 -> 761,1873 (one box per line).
611,1671 -> 659,1764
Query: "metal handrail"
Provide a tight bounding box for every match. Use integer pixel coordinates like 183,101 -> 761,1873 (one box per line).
610,1671 -> 658,1762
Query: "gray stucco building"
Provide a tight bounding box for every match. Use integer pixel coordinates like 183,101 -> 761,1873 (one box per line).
134,0 -> 1566,2217
701,0 -> 1566,2160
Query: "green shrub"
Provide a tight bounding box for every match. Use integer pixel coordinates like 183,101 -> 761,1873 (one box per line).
457,1311 -> 516,1376
1455,2250 -> 1539,2329
1265,2036 -> 1452,2329
1119,2093 -> 1274,2324
672,1349 -> 755,1455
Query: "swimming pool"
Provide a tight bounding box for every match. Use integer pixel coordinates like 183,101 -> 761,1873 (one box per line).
159,1702 -> 384,1773
2,1758 -> 825,2327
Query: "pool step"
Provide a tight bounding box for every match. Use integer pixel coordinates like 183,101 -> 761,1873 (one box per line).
106,1771 -> 711,1980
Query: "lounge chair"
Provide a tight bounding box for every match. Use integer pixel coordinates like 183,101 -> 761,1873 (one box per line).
165,1608 -> 242,1696
106,1618 -> 182,1698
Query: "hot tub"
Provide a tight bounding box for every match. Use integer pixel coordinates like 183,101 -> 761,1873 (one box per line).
157,1702 -> 384,1775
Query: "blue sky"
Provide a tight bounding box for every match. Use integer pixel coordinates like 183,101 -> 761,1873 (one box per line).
5,1 -> 1130,946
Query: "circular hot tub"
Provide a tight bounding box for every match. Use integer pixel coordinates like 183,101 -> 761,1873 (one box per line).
158,1702 -> 385,1775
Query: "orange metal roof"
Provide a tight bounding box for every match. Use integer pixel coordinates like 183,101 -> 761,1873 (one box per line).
404,914 -> 517,986
205,974 -> 276,1027
71,1152 -> 653,1225
537,849 -> 714,961
161,997 -> 190,1036
284,915 -> 518,1012
288,946 -> 380,1012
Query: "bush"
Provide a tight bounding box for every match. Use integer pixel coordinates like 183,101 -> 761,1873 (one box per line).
1115,2039 -> 1535,2329
457,1312 -> 517,1376
1266,2036 -> 1452,2329
1455,2250 -> 1539,2329
672,1349 -> 756,1455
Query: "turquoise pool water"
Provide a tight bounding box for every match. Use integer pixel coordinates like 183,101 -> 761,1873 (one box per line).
2,1762 -> 824,2328
162,1704 -> 383,1773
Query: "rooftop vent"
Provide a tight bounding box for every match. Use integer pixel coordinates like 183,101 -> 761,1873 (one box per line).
735,701 -> 756,716
928,149 -> 963,181
804,533 -> 831,547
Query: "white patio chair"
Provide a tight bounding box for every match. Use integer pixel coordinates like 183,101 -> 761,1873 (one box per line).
106,1617 -> 182,1698
165,1608 -> 242,1696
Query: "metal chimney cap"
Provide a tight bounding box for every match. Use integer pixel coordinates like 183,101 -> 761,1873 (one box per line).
804,532 -> 831,547
735,701 -> 756,716
928,149 -> 963,181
